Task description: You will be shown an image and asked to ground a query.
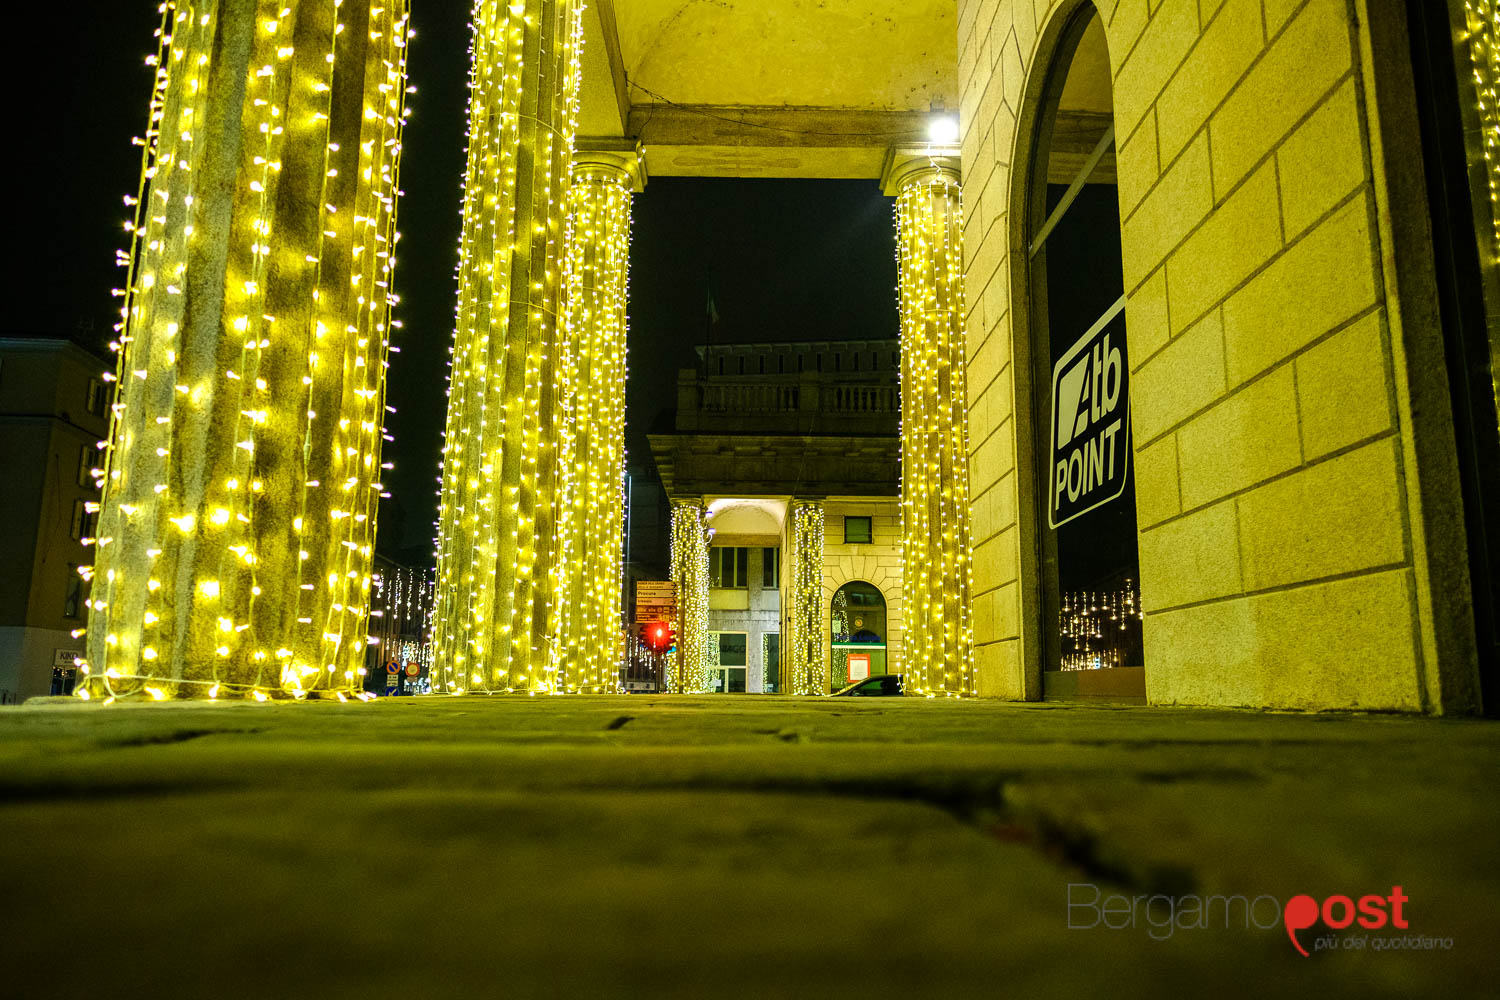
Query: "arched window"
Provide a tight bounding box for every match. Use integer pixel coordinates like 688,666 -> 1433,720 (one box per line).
1026,6 -> 1144,696
830,581 -> 887,689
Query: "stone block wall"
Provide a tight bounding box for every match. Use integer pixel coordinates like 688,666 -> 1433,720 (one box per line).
959,0 -> 1479,710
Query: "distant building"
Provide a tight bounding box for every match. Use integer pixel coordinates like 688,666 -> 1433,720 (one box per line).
649,340 -> 903,693
0,340 -> 110,702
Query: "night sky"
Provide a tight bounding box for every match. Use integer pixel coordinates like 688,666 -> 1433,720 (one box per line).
13,5 -> 900,559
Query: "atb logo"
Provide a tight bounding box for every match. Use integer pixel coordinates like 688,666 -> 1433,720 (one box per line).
1049,301 -> 1130,528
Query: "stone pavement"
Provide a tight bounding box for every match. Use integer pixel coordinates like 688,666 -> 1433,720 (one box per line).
1,696 -> 1495,998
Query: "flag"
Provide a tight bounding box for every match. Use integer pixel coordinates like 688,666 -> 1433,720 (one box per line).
706,285 -> 719,325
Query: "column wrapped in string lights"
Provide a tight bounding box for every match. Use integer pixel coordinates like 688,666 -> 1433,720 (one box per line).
431,0 -> 585,694
1464,0 -> 1500,250
784,499 -> 827,695
884,147 -> 976,697
549,144 -> 643,692
81,1 -> 411,701
668,499 -> 709,693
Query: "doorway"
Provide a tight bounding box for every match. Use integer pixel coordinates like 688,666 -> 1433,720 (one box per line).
1025,6 -> 1145,702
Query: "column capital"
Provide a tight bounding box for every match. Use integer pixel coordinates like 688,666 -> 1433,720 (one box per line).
880,145 -> 961,196
573,139 -> 648,192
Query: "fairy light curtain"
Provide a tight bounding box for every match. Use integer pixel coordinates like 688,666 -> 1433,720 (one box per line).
894,161 -> 976,698
549,154 -> 636,693
430,0 -> 585,694
82,0 -> 411,702
668,500 -> 710,694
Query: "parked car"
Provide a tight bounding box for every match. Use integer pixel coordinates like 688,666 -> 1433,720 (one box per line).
831,673 -> 905,697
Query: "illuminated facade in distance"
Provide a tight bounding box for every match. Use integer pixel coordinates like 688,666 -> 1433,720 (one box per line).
429,0 -> 584,695
83,1 -> 411,701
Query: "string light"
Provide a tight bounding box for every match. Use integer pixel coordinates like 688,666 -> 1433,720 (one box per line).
430,0 -> 586,695
893,153 -> 976,697
82,1 -> 411,701
784,500 -> 827,695
668,500 -> 709,693
548,150 -> 640,693
1465,1 -> 1500,249
1059,580 -> 1143,671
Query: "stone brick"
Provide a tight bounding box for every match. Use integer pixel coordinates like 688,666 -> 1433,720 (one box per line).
970,429 -> 1008,505
1138,498 -> 1241,610
1154,0 -> 1263,165
1295,311 -> 1394,460
1117,106 -> 1159,219
1126,266 -> 1170,363
1144,598 -> 1259,705
1122,131 -> 1214,290
1221,194 -> 1378,386
974,635 -> 1021,697
1276,76 -> 1366,240
973,534 -> 1003,594
1176,364 -> 1301,508
1108,0 -> 1165,79
1239,438 -> 1407,591
1142,567 -> 1423,710
993,578 -> 1019,640
1133,433 -> 1181,528
1131,307 -> 1227,443
1113,0 -> 1200,139
1207,0 -> 1353,192
1163,160 -> 1283,330
1263,0 -> 1302,36
1243,569 -> 1423,710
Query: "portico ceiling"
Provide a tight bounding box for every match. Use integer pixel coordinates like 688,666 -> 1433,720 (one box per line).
579,0 -> 960,178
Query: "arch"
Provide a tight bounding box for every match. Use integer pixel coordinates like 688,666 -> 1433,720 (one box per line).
1006,1 -> 1145,700
830,580 -> 889,689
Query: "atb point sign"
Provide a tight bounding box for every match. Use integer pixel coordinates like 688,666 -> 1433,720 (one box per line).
1049,298 -> 1130,529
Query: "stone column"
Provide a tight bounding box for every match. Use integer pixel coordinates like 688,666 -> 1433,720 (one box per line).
883,148 -> 976,697
430,0 -> 585,694
551,144 -> 645,692
82,1 -> 411,701
668,498 -> 709,694
784,499 -> 827,695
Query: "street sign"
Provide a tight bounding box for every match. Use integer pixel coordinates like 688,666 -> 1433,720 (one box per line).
404,662 -> 420,678
634,581 -> 676,624
1049,297 -> 1130,528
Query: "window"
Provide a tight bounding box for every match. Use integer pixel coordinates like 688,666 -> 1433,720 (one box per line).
710,632 -> 748,694
77,444 -> 94,487
763,633 -> 780,693
738,356 -> 745,375
710,547 -> 748,588
64,564 -> 83,619
844,516 -> 872,544
762,547 -> 779,588
70,500 -> 96,541
86,379 -> 108,418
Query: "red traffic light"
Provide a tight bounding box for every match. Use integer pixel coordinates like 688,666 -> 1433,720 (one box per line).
641,620 -> 673,653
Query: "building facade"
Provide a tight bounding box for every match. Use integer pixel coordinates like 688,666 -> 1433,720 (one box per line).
0,340 -> 109,703
959,0 -> 1499,711
650,341 -> 905,693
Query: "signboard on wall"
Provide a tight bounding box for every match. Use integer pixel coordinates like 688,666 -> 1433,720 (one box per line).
1049,298 -> 1131,528
847,653 -> 870,683
634,581 -> 677,624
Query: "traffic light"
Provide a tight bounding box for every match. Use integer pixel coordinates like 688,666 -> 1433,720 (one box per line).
641,620 -> 673,653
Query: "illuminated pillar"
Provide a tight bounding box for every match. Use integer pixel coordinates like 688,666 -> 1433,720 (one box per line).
81,2 -> 411,701
551,144 -> 644,692
431,0 -> 585,694
668,498 -> 709,694
784,499 -> 827,695
884,148 -> 976,697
